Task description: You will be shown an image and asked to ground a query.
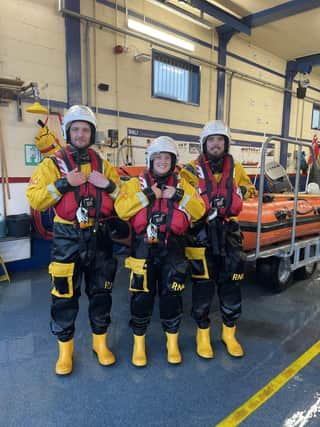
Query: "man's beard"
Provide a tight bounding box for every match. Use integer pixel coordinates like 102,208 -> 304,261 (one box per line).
207,151 -> 223,161
206,153 -> 224,173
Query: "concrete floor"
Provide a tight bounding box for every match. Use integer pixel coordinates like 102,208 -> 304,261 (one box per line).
0,256 -> 319,427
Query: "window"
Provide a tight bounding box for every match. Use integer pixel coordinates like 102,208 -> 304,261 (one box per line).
152,51 -> 200,105
312,103 -> 320,130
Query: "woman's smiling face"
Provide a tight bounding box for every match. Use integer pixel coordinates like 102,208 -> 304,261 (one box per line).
152,152 -> 172,176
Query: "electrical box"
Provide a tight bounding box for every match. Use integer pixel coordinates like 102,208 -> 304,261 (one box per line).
108,129 -> 118,144
95,130 -> 106,145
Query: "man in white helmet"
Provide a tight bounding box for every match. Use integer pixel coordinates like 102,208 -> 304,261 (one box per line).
26,105 -> 121,375
115,136 -> 205,367
181,120 -> 254,359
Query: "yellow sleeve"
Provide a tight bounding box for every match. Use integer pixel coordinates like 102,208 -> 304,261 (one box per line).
26,158 -> 63,211
102,159 -> 121,200
179,160 -> 199,188
178,177 -> 205,222
114,178 -> 149,221
234,162 -> 256,199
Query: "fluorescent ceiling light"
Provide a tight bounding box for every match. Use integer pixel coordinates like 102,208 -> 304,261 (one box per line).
128,18 -> 195,51
146,0 -> 212,30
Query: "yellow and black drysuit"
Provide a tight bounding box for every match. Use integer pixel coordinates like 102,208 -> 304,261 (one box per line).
234,162 -> 256,200
115,170 -> 205,336
180,155 -> 248,329
26,145 -> 120,342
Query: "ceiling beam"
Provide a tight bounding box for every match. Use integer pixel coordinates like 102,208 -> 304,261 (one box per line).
294,54 -> 320,74
243,0 -> 320,28
178,0 -> 251,34
218,0 -> 320,33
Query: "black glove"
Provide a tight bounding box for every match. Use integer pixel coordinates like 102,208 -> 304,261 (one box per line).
173,188 -> 184,202
240,186 -> 247,198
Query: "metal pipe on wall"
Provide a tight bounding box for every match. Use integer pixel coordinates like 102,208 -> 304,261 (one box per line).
85,21 -> 92,107
225,71 -> 234,126
58,2 -> 320,105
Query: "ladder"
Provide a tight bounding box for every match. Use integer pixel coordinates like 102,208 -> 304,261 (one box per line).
0,256 -> 10,282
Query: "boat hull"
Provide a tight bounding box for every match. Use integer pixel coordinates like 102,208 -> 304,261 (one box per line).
238,194 -> 320,251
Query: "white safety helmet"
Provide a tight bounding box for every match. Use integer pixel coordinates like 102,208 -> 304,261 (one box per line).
62,105 -> 96,143
147,136 -> 178,169
199,120 -> 231,153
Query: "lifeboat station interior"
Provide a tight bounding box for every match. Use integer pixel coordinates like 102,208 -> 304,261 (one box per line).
1,1 -> 320,426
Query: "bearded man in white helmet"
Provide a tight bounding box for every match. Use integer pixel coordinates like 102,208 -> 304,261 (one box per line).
181,120 -> 255,359
27,105 -> 120,375
115,136 -> 205,367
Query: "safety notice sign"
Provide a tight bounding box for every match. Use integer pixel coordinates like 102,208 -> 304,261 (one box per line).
24,144 -> 42,166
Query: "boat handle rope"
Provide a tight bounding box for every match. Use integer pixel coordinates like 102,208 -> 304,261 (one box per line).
275,205 -> 316,220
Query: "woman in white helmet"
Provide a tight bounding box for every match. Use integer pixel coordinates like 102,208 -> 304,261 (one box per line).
115,136 -> 205,367
180,120 -> 254,359
26,105 -> 121,375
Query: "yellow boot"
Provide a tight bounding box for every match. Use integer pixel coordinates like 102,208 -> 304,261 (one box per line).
196,327 -> 214,358
132,334 -> 147,367
92,333 -> 116,366
166,332 -> 182,364
221,324 -> 244,357
56,339 -> 74,375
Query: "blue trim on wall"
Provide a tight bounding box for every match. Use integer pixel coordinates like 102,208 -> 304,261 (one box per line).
227,51 -> 285,79
127,127 -> 199,141
65,0 -> 82,105
231,128 -> 280,137
120,111 -> 203,128
92,107 -> 118,116
91,106 -> 203,127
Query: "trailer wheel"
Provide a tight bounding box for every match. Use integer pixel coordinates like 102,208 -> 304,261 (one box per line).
294,262 -> 317,281
256,257 -> 293,292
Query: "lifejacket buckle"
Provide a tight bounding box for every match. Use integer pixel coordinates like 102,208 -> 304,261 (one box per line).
146,221 -> 159,244
76,203 -> 89,227
207,207 -> 218,222
211,197 -> 225,209
150,212 -> 166,225
81,196 -> 95,209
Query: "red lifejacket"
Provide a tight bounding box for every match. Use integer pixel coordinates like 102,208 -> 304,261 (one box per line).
53,146 -> 114,221
195,154 -> 242,217
130,171 -> 190,237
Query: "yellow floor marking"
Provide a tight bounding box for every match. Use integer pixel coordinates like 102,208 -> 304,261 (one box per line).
216,340 -> 320,427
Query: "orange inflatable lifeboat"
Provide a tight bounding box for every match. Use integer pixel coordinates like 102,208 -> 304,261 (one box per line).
116,166 -> 145,178
238,193 -> 320,251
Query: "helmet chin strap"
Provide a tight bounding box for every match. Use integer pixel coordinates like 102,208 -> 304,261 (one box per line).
68,144 -> 90,166
154,172 -> 172,189
153,170 -> 171,179
70,142 -> 90,152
